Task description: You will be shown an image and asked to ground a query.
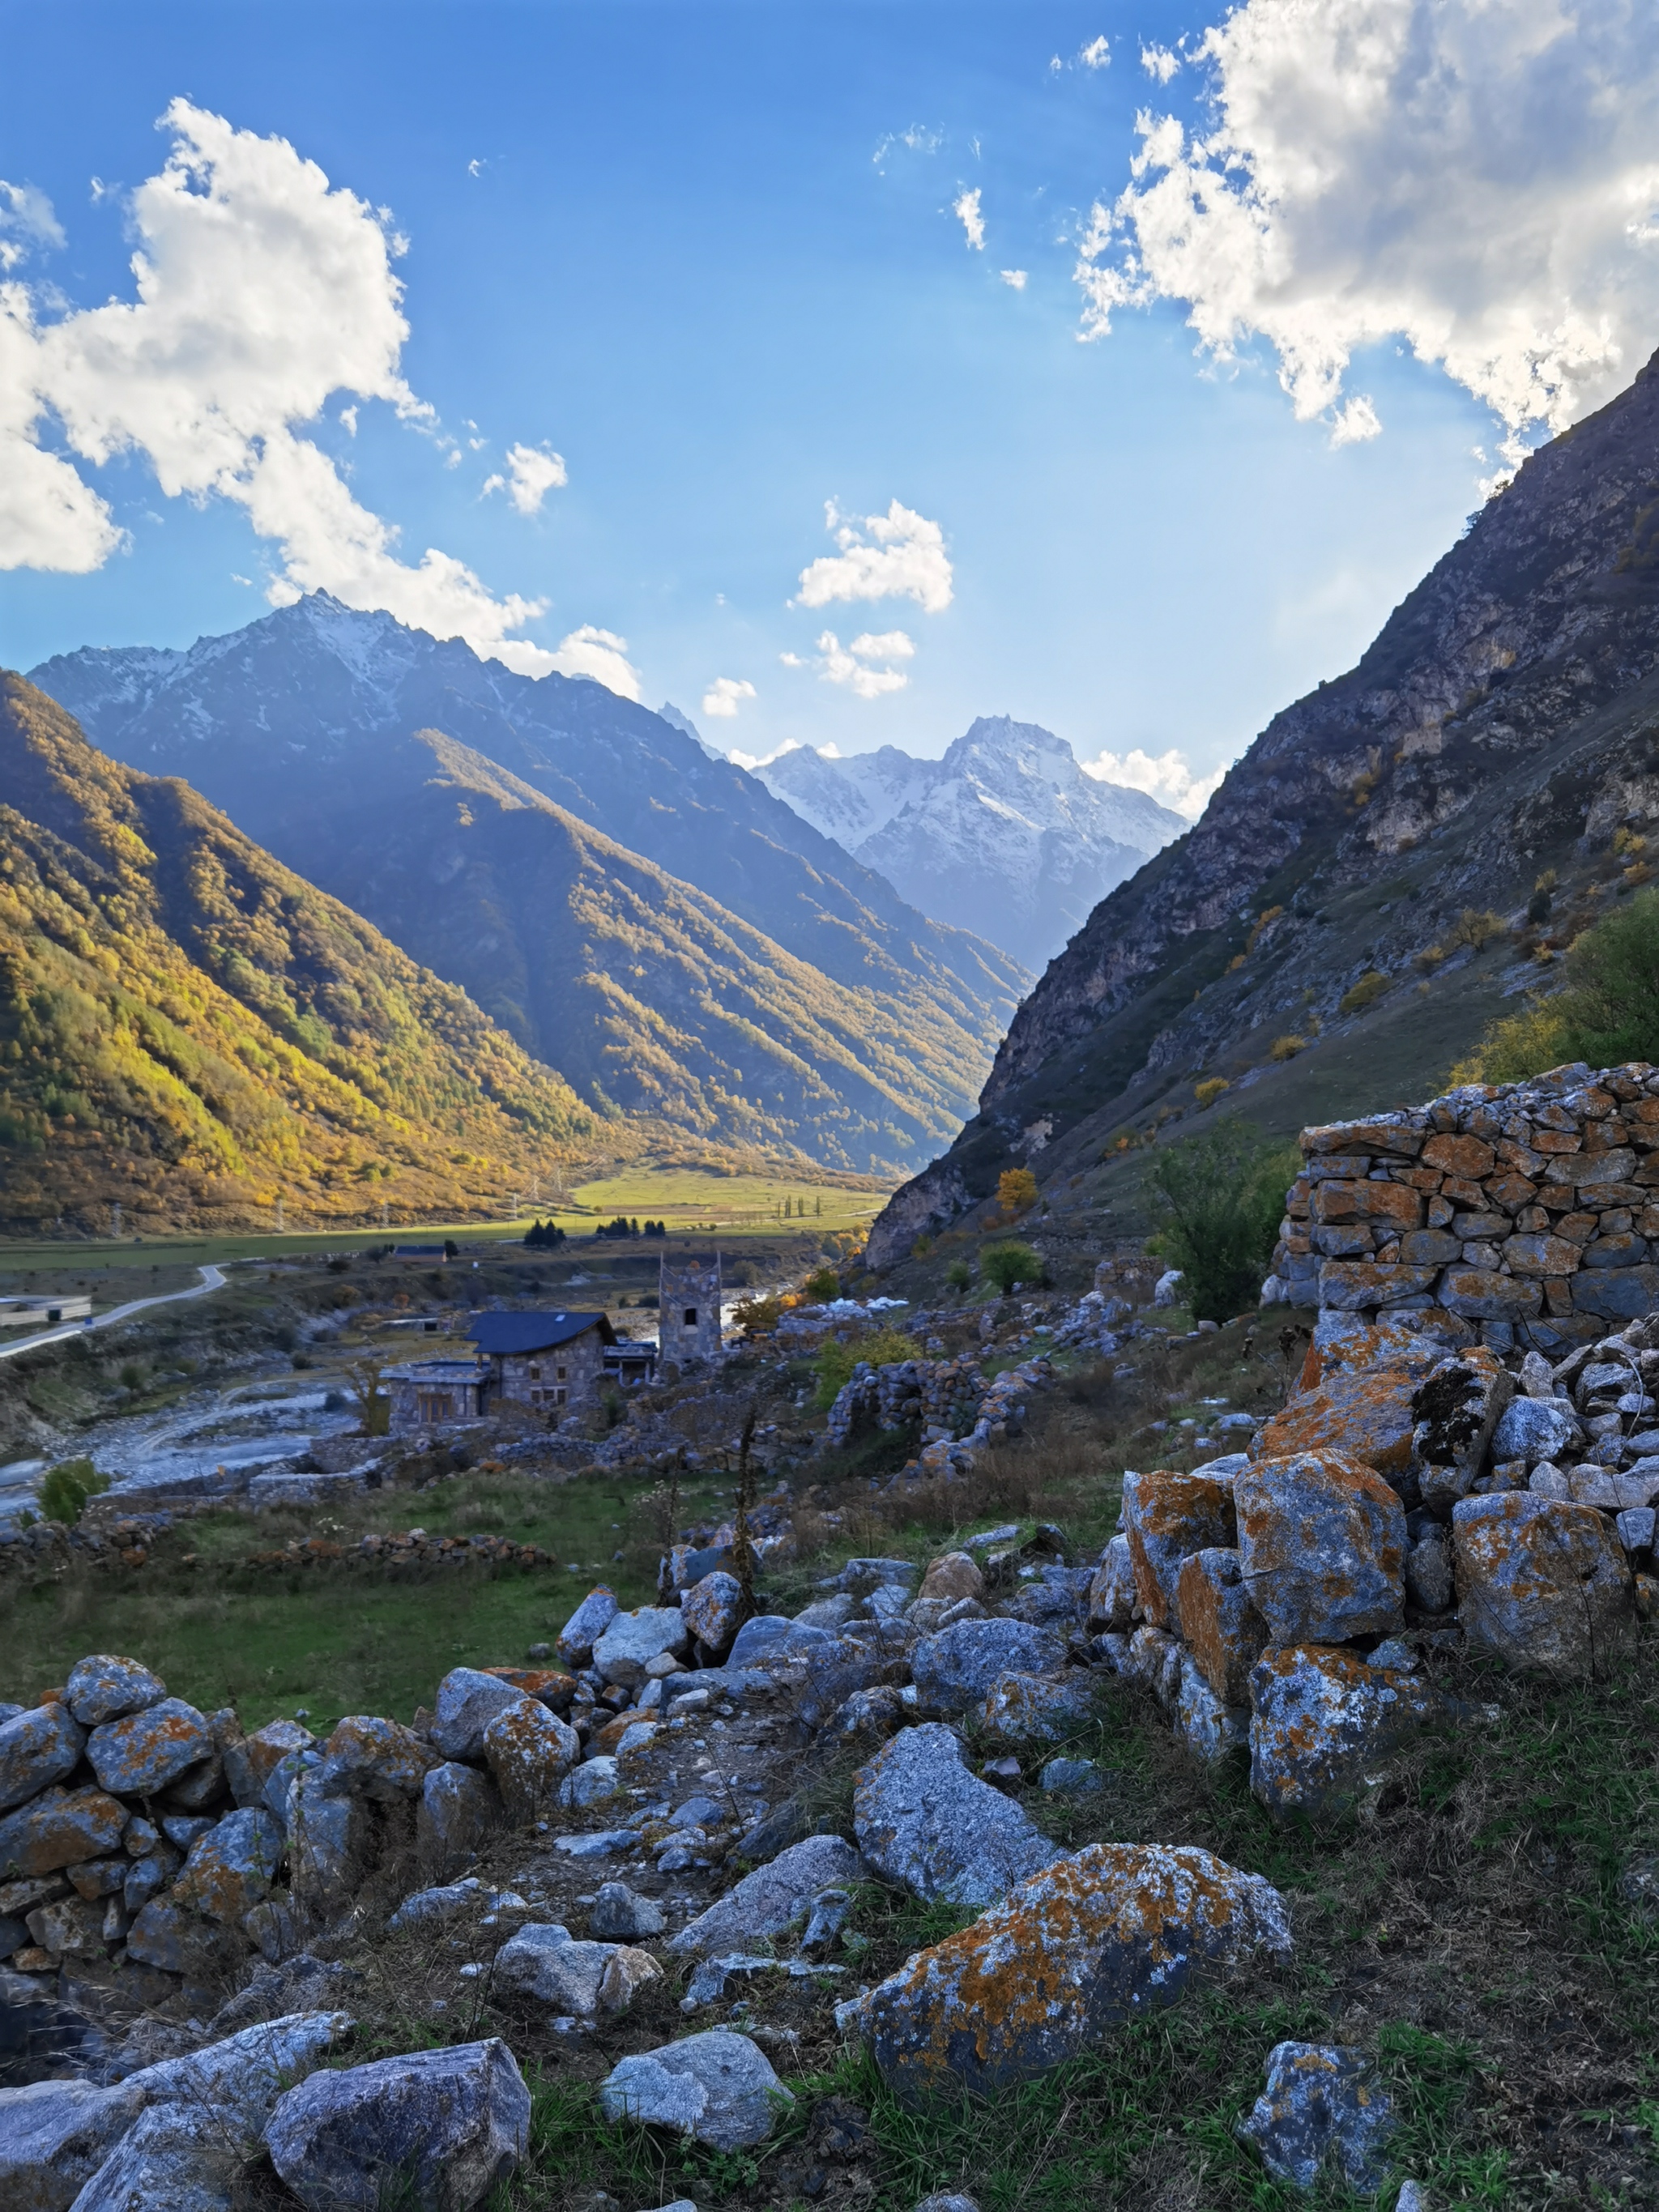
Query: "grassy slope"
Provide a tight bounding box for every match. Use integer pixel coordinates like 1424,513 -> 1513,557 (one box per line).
0,676 -> 609,1232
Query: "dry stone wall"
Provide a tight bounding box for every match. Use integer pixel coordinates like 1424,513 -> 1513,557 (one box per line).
1267,1061 -> 1659,1355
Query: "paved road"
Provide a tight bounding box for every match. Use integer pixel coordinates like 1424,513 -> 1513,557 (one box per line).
0,1264 -> 228,1363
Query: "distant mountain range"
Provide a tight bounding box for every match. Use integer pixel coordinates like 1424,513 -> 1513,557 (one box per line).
751,717 -> 1183,969
0,674 -> 599,1233
31,598 -> 1028,1176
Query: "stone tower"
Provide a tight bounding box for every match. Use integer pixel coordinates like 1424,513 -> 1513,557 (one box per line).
658,1251 -> 723,1363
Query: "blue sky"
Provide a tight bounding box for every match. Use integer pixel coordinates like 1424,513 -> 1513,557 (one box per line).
3,2 -> 1657,814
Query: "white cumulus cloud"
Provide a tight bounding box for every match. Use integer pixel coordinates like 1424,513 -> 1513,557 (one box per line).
701,676 -> 756,718
1081,744 -> 1226,819
1077,0 -> 1659,464
0,181 -> 65,272
953,187 -> 985,250
0,100 -> 620,680
781,629 -> 914,700
1000,268 -> 1029,290
1140,43 -> 1181,83
548,625 -> 641,699
1078,36 -> 1111,69
795,499 -> 953,615
483,441 -> 568,515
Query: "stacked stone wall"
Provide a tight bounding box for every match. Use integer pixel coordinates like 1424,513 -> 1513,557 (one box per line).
1267,1061 -> 1659,1356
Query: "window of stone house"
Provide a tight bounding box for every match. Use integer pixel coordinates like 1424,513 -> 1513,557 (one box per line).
684,1306 -> 697,1325
528,1363 -> 541,1379
557,1364 -> 566,1379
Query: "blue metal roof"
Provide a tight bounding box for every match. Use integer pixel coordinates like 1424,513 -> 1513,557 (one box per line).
467,1311 -> 616,1354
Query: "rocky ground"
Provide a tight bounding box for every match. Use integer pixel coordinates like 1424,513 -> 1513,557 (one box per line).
3,1217 -> 1659,2210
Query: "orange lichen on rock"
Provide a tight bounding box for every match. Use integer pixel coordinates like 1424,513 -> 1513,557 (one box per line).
850,1843 -> 1291,2101
1177,1548 -> 1269,1706
1235,1451 -> 1406,1645
1122,1470 -> 1236,1631
1252,1361 -> 1423,1477
1452,1493 -> 1632,1678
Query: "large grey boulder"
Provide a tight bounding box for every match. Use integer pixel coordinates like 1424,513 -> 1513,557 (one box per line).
122,2009 -> 352,2129
264,2038 -> 530,2211
85,1699 -> 212,1796
64,1656 -> 167,1728
1248,1645 -> 1439,1821
0,2078 -> 143,2212
1235,2042 -> 1395,2191
1453,1493 -> 1633,1677
591,1608 -> 692,1689
599,2031 -> 794,2151
1490,1395 -> 1583,1467
852,1724 -> 1064,1906
69,2103 -> 234,2212
416,1762 -> 501,1878
556,1585 -> 620,1668
430,1670 -> 527,1763
847,1843 -> 1290,2101
491,1922 -> 659,2018
727,1616 -> 831,1667
0,1705 -> 84,1814
668,1834 -> 865,1956
482,1698 -> 580,1822
910,1621 -> 1067,1712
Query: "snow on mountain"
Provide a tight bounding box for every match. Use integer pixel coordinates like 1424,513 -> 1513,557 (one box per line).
753,715 -> 1184,969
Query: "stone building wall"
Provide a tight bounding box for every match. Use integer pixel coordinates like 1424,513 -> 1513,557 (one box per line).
1266,1062 -> 1659,1356
493,1332 -> 607,1419
658,1252 -> 723,1363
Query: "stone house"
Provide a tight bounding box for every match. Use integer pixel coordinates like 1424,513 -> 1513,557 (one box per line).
386,1358 -> 488,1434
468,1311 -> 616,1421
658,1252 -> 723,1363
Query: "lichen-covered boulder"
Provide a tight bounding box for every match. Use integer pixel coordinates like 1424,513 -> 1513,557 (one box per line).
1235,2042 -> 1395,2191
168,1809 -> 284,1924
265,2038 -> 529,2211
0,1788 -> 127,1877
1248,1645 -> 1439,1820
911,1620 -> 1067,1711
680,1571 -> 746,1652
1453,1493 -> 1633,1677
320,1716 -> 436,1801
417,1762 -> 501,1878
1251,1359 -> 1425,1478
599,2030 -> 793,2151
556,1585 -> 620,1668
1121,1470 -> 1236,1631
669,1834 -> 866,1955
1171,1657 -> 1249,1763
126,1897 -> 240,1978
727,1614 -> 832,1667
287,1773 -> 371,1920
852,1724 -> 1064,1907
0,1703 -> 85,1814
978,1671 -> 1097,1746
591,1607 -> 692,1689
431,1669 -> 528,1763
847,1843 -> 1290,2101
64,1654 -> 168,1728
1175,1549 -> 1268,1707
1086,1536 -> 1137,1632
1411,1347 -> 1515,1508
85,1698 -> 212,1796
1234,1453 -> 1406,1645
482,1697 -> 580,1822
224,1719 -> 315,1810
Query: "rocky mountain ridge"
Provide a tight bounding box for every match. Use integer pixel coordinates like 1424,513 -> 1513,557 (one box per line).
869,343 -> 1659,1264
754,715 -> 1182,969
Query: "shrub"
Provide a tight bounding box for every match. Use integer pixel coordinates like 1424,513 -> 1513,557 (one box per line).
803,1265 -> 841,1302
981,1241 -> 1043,1297
1452,885 -> 1659,1082
814,1326 -> 922,1408
39,1458 -> 109,1525
348,1357 -> 390,1436
945,1259 -> 972,1294
1143,1115 -> 1299,1323
1269,1034 -> 1307,1062
1193,1077 -> 1230,1110
996,1166 -> 1039,1216
1451,906 -> 1508,951
733,1292 -> 783,1336
1414,944 -> 1447,971
1338,969 -> 1391,1014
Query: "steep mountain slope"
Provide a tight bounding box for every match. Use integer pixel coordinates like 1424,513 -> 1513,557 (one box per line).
868,344 -> 1659,1264
755,717 -> 1182,967
258,722 -> 998,1173
0,676 -> 603,1233
30,597 -> 1025,1037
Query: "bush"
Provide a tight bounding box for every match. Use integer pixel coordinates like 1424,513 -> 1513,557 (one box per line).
981,1241 -> 1043,1297
38,1457 -> 109,1525
945,1258 -> 972,1294
1451,906 -> 1508,951
996,1166 -> 1039,1217
803,1265 -> 841,1302
1452,885 -> 1659,1081
813,1326 -> 922,1409
1143,1115 -> 1299,1323
733,1292 -> 783,1336
348,1358 -> 390,1436
1193,1077 -> 1230,1109
1338,969 -> 1391,1014
1269,1034 -> 1306,1062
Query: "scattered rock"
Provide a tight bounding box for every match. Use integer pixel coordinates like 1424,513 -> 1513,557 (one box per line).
852,1724 -> 1063,1907
557,1586 -> 620,1669
482,1698 -> 580,1822
430,1669 -> 530,1763
1234,1452 -> 1406,1645
493,1923 -> 659,2018
558,1758 -> 622,1810
911,1621 -> 1067,1712
0,1705 -> 85,1816
1405,1523 -> 1454,1613
591,1882 -> 667,1940
1248,1644 -> 1439,1820
416,1762 -> 501,1878
978,1671 -> 1096,1745
1453,1494 -> 1633,1677
264,2038 -> 530,2212
1121,1470 -> 1236,1631
669,1834 -> 865,1955
1490,1395 -> 1583,1468
1038,1758 -> 1105,1795
599,2030 -> 794,2151
847,1843 -> 1290,2099
592,1609 -> 693,1689
64,1656 -> 168,1728
1085,1536 -> 1137,1633
919,1553 -> 984,1605
1235,2042 -> 1395,2191
84,1698 -> 212,1796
